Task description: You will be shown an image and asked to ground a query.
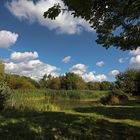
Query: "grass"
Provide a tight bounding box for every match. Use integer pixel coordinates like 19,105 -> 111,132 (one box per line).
10,89 -> 109,100
7,89 -> 108,110
0,89 -> 140,139
0,108 -> 140,140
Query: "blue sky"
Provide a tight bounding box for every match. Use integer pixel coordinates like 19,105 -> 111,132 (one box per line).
0,0 -> 139,81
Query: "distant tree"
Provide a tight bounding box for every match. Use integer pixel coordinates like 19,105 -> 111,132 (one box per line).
100,81 -> 114,91
22,76 -> 40,88
39,74 -> 53,88
48,77 -> 61,90
60,73 -> 86,90
0,60 -> 4,74
44,0 -> 140,50
5,74 -> 37,89
116,69 -> 140,95
86,82 -> 101,90
86,81 -> 114,90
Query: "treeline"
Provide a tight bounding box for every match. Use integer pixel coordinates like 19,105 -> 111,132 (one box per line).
0,61 -> 140,95
39,73 -> 114,90
5,74 -> 40,89
0,72 -> 114,91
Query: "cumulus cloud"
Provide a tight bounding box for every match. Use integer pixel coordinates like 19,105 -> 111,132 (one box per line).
118,57 -> 129,63
62,56 -> 71,63
7,0 -> 93,34
0,30 -> 18,48
5,51 -> 60,80
129,47 -> 140,69
5,59 -> 60,80
96,61 -> 104,67
70,64 -> 87,76
11,51 -> 38,62
130,47 -> 140,56
70,63 -> 107,82
130,55 -> 140,69
109,70 -> 119,77
83,72 -> 107,82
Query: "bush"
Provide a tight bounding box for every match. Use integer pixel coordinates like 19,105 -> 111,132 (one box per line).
100,89 -> 128,105
100,94 -> 120,105
116,69 -> 140,95
118,94 -> 129,102
0,82 -> 10,110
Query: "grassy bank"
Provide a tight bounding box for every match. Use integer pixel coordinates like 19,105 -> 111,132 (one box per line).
0,89 -> 140,139
7,89 -> 108,111
10,89 -> 109,100
0,106 -> 140,140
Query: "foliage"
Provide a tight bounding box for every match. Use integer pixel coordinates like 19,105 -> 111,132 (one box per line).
0,62 -> 10,110
9,89 -> 108,104
39,73 -> 86,90
5,74 -> 39,89
100,89 -> 128,105
86,82 -> 101,90
48,77 -> 61,90
39,74 -> 50,88
86,81 -> 114,90
116,69 -> 140,95
44,0 -> 140,50
60,73 -> 86,90
0,60 -> 4,74
100,95 -> 120,105
100,81 -> 114,90
40,73 -> 114,91
0,80 -> 10,110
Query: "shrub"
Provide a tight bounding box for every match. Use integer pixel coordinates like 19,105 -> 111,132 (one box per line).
0,82 -> 10,110
100,89 -> 128,105
118,94 -> 129,102
115,69 -> 140,95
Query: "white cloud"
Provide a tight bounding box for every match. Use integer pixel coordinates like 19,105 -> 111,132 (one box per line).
7,0 -> 93,34
5,59 -> 59,80
130,55 -> 140,69
0,30 -> 18,48
62,56 -> 71,63
109,70 -> 119,76
70,63 -> 107,82
11,51 -> 38,62
5,51 -> 60,80
83,72 -> 107,82
70,64 -> 87,75
129,47 -> 140,69
119,57 -> 129,63
96,61 -> 104,67
130,47 -> 140,56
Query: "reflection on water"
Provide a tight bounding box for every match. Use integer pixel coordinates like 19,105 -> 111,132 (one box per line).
43,98 -> 97,110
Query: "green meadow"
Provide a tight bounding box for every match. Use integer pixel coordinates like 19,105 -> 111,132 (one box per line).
0,89 -> 140,140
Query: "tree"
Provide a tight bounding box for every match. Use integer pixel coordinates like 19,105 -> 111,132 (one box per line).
0,60 -> 4,74
48,77 -> 61,90
39,74 -> 53,88
86,82 -> 101,90
60,73 -> 86,90
100,81 -> 114,90
5,74 -> 37,89
116,69 -> 140,95
0,61 -> 10,110
44,0 -> 140,50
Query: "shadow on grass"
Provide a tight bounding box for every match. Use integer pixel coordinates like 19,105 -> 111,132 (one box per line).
0,108 -> 140,140
74,105 -> 140,121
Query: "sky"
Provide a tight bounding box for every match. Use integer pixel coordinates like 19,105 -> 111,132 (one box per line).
0,0 -> 140,82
